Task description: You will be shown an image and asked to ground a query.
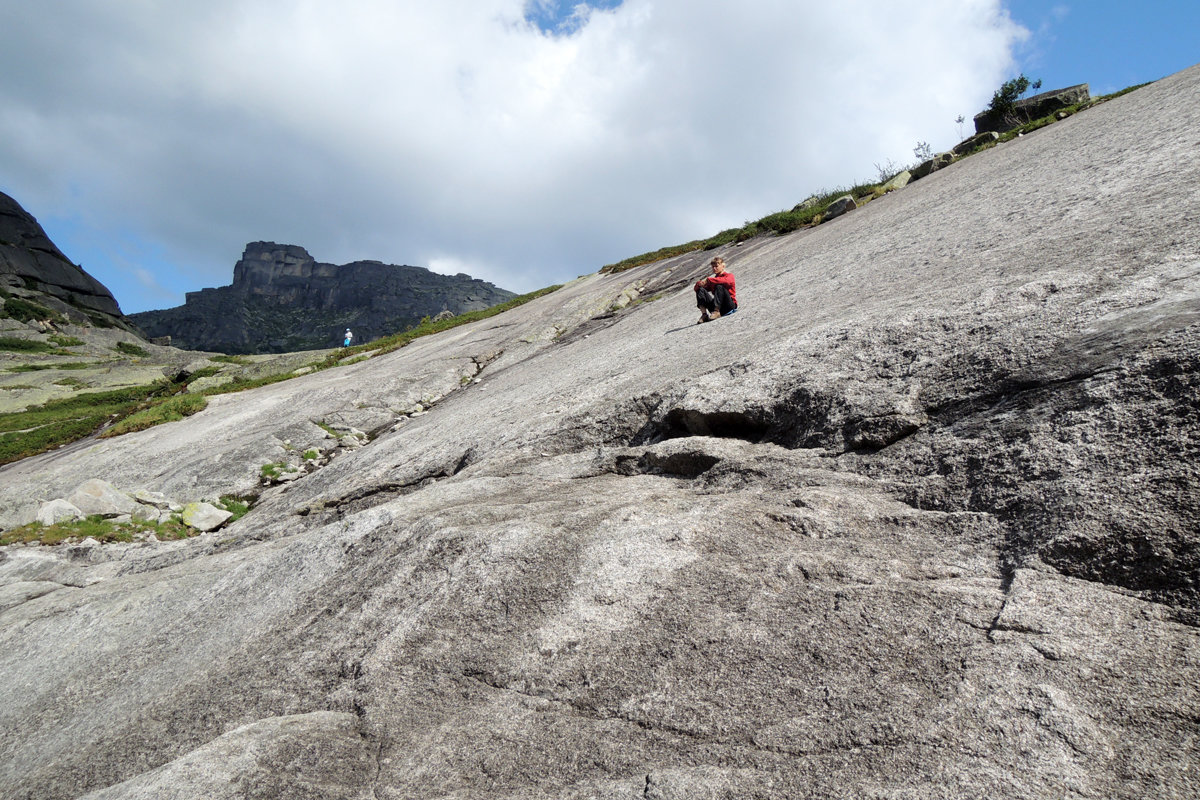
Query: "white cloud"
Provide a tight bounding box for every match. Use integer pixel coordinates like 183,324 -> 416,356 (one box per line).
0,1 -> 1025,310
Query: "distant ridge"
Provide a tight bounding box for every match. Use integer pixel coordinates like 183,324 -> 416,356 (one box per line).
129,242 -> 516,353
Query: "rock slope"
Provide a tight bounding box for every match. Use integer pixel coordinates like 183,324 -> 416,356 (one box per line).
128,242 -> 517,353
1,64 -> 1199,799
1,191 -> 125,323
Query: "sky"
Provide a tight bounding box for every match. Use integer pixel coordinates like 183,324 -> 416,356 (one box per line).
1,1 -> 1196,314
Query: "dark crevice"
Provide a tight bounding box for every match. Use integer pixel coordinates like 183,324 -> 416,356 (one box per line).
297,455 -> 472,518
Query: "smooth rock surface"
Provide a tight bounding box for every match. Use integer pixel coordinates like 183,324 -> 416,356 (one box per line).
1,65 -> 1198,800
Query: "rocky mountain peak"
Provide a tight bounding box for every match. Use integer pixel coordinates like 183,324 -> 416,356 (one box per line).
231,241 -> 320,288
129,244 -> 517,353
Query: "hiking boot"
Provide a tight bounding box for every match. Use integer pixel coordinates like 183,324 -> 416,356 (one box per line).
698,311 -> 710,324
709,310 -> 721,320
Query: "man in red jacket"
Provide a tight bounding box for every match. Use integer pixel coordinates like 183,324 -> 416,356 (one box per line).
695,256 -> 738,323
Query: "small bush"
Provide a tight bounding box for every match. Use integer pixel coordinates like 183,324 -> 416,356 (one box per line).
988,74 -> 1042,117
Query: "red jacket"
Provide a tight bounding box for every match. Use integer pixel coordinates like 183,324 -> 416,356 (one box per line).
699,272 -> 737,305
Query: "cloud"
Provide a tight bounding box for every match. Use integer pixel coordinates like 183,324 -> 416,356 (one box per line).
0,1 -> 1025,311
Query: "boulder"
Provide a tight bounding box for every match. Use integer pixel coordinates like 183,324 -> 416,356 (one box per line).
909,152 -> 955,181
35,499 -> 84,526
171,358 -> 215,382
822,195 -> 857,221
881,170 -> 911,191
66,479 -> 135,518
952,131 -> 1000,155
180,502 -> 233,532
131,504 -> 165,524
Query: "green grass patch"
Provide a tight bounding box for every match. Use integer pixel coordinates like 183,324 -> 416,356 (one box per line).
209,354 -> 252,365
0,514 -> 197,547
303,449 -> 319,460
2,297 -> 64,324
203,370 -> 302,396
0,382 -> 174,465
48,334 -> 85,348
53,378 -> 88,388
114,341 -> 151,358
217,495 -> 251,522
601,186 -> 878,273
260,461 -> 297,479
99,393 -> 207,438
0,337 -> 58,353
6,361 -> 96,372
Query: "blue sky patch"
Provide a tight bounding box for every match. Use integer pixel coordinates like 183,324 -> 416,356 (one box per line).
524,0 -> 623,35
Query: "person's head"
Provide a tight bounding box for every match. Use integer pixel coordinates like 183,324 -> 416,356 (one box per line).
710,257 -> 726,275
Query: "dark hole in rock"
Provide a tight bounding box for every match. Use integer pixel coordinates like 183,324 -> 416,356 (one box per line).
659,408 -> 771,442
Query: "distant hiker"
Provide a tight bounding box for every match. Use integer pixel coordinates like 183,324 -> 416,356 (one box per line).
343,328 -> 353,347
695,256 -> 737,323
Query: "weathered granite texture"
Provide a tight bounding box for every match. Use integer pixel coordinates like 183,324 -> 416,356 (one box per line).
0,191 -> 123,319
1,64 -> 1199,799
128,242 -> 517,353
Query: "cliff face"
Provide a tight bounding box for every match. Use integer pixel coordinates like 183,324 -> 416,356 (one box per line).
1,65 -> 1199,800
0,191 -> 124,322
129,242 -> 516,353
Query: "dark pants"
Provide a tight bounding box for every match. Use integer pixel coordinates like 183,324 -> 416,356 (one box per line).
696,284 -> 737,316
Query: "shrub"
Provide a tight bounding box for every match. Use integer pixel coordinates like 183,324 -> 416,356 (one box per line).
49,334 -> 85,348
